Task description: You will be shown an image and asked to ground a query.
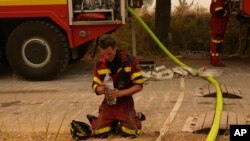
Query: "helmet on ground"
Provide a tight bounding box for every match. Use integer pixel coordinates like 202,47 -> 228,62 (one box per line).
70,120 -> 92,140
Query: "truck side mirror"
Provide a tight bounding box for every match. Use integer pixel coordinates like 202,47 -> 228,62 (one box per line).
129,0 -> 143,8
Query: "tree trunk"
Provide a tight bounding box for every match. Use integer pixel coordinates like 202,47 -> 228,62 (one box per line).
155,0 -> 171,47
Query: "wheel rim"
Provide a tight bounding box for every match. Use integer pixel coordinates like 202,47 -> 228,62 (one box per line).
22,38 -> 51,68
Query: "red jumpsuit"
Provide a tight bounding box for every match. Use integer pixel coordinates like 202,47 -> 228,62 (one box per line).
210,0 -> 230,66
91,49 -> 144,137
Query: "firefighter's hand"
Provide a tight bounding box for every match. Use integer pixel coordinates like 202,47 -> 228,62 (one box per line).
108,89 -> 119,99
96,85 -> 109,95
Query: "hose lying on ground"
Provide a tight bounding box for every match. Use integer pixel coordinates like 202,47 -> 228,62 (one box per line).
128,7 -> 223,141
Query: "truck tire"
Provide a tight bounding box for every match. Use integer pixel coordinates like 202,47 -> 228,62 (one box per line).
6,21 -> 69,80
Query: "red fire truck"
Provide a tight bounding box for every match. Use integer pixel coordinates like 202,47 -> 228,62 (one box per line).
0,0 -> 142,80
240,0 -> 250,16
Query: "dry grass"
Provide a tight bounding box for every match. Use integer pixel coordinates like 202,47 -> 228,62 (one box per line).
0,132 -> 71,141
0,131 -> 229,141
163,132 -> 229,141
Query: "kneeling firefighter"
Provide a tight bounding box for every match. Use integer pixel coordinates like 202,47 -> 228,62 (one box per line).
70,36 -> 145,140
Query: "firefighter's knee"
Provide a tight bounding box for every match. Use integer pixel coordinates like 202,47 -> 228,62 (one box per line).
120,126 -> 141,138
92,127 -> 112,138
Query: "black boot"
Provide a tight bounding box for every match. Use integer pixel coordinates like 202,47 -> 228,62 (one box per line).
137,112 -> 146,121
87,114 -> 97,124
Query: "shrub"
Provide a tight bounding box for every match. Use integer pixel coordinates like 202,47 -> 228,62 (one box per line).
111,3 -> 240,58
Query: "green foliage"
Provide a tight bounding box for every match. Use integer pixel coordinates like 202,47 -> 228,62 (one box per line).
112,3 -> 240,57
54,113 -> 66,141
224,18 -> 240,55
113,7 -> 162,57
171,13 -> 211,53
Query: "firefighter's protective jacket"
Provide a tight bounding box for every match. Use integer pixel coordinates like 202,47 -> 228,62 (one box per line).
92,49 -> 143,95
91,49 -> 144,137
210,0 -> 230,35
210,0 -> 230,17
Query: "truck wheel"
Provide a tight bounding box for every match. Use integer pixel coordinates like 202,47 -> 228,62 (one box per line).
6,21 -> 69,80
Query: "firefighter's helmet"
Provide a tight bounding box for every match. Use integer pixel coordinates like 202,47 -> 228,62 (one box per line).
70,120 -> 92,140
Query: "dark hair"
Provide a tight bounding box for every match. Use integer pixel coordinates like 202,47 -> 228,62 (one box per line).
99,36 -> 116,49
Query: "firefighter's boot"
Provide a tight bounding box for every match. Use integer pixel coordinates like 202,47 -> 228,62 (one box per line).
87,114 -> 97,124
137,112 -> 146,121
210,42 -> 225,67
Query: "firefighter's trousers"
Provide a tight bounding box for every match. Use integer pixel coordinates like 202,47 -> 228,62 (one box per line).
91,96 -> 141,137
210,15 -> 229,66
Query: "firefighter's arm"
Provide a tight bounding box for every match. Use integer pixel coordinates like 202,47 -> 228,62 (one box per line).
109,56 -> 144,98
92,62 -> 108,95
109,84 -> 142,98
214,0 -> 227,17
215,8 -> 227,17
93,75 -> 109,95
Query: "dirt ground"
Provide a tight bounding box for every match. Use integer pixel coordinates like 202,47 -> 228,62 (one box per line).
1,57 -> 250,141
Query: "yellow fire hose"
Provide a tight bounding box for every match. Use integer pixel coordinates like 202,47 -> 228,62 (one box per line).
128,7 -> 223,141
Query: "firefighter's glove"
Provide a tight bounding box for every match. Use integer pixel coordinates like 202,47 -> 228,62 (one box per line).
70,120 -> 92,140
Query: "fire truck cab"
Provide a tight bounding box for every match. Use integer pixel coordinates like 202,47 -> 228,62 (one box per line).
240,0 -> 250,16
0,0 -> 142,80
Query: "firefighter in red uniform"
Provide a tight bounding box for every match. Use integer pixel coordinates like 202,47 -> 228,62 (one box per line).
91,36 -> 144,138
210,0 -> 231,66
